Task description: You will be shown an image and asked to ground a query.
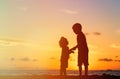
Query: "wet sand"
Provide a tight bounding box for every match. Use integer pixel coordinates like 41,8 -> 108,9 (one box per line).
0,75 -> 120,79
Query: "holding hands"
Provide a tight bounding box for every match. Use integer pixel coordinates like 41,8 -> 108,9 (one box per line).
69,45 -> 77,54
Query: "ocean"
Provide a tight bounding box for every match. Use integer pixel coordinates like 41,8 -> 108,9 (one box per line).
0,70 -> 120,76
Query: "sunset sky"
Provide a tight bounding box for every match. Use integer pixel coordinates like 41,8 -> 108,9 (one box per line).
0,0 -> 120,70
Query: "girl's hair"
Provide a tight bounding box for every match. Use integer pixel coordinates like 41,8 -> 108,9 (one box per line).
59,37 -> 68,47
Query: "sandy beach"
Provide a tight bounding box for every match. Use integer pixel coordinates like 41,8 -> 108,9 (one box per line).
0,75 -> 120,79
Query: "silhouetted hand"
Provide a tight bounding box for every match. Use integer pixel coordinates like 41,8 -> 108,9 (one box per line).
71,50 -> 74,54
70,46 -> 77,50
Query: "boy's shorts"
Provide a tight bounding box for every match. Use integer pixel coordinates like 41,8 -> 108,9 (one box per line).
78,54 -> 89,66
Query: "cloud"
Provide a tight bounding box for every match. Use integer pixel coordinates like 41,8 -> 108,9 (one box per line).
15,0 -> 24,1
0,38 -> 24,43
20,57 -> 38,62
20,57 -> 30,61
88,44 -> 98,49
50,57 -> 56,60
110,43 -> 120,49
84,32 -> 101,36
0,38 -> 20,46
33,59 -> 38,62
11,57 -> 15,61
16,6 -> 28,11
0,38 -> 27,46
93,32 -> 101,35
61,9 -> 78,14
10,57 -> 38,62
114,56 -> 120,62
99,57 -> 120,62
115,56 -> 119,58
85,33 -> 90,35
98,58 -> 113,62
115,60 -> 120,62
116,29 -> 120,34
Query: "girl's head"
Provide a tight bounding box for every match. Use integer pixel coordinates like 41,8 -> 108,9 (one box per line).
59,37 -> 68,47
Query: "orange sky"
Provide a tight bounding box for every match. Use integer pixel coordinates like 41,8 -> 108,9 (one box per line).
0,0 -> 120,70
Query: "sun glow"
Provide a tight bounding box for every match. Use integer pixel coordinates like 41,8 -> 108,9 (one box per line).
0,0 -> 120,70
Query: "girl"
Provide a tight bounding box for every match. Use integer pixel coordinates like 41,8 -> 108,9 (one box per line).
59,37 -> 74,76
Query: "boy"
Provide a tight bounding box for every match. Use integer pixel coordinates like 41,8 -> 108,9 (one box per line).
72,23 -> 89,76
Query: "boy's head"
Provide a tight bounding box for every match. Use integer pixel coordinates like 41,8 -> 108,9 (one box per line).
59,37 -> 68,47
72,23 -> 82,34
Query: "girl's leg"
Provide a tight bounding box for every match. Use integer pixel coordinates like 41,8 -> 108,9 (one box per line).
60,69 -> 62,75
60,67 -> 63,75
63,68 -> 66,76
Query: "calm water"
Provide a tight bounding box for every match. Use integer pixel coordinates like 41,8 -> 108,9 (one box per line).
0,70 -> 120,76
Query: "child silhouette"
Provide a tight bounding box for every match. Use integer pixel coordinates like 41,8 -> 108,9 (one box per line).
72,23 -> 89,76
59,37 -> 74,76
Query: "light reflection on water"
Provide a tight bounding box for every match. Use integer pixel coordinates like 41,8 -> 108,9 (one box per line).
0,70 -> 119,76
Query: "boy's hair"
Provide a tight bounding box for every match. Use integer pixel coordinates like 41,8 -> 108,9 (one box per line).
59,37 -> 68,47
72,23 -> 82,31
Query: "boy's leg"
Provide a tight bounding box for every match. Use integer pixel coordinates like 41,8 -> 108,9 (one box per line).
78,57 -> 82,76
64,68 -> 66,75
85,65 -> 88,76
84,55 -> 88,76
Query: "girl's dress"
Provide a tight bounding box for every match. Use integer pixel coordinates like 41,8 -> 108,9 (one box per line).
60,46 -> 70,68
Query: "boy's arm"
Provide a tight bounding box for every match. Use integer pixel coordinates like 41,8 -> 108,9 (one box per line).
70,45 -> 78,51
69,45 -> 78,54
68,50 -> 74,54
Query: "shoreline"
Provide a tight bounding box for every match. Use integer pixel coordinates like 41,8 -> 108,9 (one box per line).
0,75 -> 120,79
